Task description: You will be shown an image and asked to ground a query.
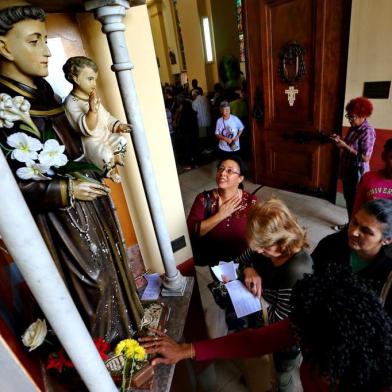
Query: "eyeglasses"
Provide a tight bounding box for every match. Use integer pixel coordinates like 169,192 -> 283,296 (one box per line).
345,114 -> 358,121
217,166 -> 240,175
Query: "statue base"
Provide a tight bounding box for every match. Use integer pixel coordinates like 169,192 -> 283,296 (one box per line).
161,272 -> 187,297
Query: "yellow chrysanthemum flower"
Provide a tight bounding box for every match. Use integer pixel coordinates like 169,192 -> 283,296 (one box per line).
114,338 -> 146,360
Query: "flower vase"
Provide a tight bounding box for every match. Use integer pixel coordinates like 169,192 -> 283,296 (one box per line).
111,364 -> 154,390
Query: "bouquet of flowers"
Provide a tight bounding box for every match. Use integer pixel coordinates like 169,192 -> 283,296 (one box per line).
0,93 -> 101,181
109,338 -> 150,392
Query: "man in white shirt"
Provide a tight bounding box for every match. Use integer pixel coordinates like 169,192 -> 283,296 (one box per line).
215,101 -> 244,158
191,89 -> 211,139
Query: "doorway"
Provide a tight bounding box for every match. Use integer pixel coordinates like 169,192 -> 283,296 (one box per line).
244,0 -> 352,202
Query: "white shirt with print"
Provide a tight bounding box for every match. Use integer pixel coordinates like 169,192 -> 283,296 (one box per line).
215,114 -> 244,152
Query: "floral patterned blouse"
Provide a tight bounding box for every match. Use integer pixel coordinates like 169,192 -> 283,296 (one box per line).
187,189 -> 257,267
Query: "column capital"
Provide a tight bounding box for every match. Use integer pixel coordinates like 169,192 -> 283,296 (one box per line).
85,0 -> 146,11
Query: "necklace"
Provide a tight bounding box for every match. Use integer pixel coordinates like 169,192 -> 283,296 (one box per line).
67,204 -> 98,256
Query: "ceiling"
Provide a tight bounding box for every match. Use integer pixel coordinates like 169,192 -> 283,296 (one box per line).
25,0 -> 145,13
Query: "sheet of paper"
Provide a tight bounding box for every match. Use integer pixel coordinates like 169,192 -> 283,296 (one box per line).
219,260 -> 239,272
212,261 -> 237,282
225,280 -> 261,318
141,273 -> 161,301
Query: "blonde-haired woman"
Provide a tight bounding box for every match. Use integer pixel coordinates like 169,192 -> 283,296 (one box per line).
236,198 -> 313,391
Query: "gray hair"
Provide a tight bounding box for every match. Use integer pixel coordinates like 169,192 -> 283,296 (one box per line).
361,199 -> 392,238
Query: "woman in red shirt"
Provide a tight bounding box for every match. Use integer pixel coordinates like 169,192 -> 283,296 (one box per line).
141,264 -> 392,391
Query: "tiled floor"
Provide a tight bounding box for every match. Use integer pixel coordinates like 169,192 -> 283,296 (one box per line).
178,160 -> 347,391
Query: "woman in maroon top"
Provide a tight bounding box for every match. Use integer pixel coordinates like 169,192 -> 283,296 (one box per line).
141,265 -> 392,392
187,155 -> 257,267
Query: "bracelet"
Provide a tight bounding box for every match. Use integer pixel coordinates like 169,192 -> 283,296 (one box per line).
67,177 -> 75,208
189,343 -> 195,359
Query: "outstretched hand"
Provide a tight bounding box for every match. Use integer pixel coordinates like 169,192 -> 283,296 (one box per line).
73,180 -> 110,201
139,328 -> 192,366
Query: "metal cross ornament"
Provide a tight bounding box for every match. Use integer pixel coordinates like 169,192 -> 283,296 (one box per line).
285,86 -> 299,106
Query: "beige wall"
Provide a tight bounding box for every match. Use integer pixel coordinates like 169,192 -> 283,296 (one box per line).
148,1 -> 172,84
76,6 -> 192,272
161,0 -> 182,74
344,0 -> 392,129
210,0 -> 240,72
176,0 -> 209,92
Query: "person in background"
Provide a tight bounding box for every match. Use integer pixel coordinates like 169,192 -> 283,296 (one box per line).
312,198 -> 392,315
165,103 -> 175,150
352,138 -> 392,216
173,94 -> 198,170
330,96 -> 375,229
229,88 -> 248,121
215,101 -> 244,159
141,263 -> 392,392
191,89 -> 211,144
191,78 -> 203,96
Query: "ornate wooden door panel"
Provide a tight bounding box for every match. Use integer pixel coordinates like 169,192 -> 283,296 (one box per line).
244,0 -> 352,201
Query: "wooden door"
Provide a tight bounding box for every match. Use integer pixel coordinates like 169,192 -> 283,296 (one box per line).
243,0 -> 352,201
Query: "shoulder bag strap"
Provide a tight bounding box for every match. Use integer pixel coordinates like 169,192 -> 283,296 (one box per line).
380,271 -> 392,307
202,190 -> 213,219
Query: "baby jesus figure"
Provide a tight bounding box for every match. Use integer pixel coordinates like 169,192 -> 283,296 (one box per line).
63,56 -> 131,182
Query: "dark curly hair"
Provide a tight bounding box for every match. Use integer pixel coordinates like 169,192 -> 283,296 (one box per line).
291,264 -> 392,391
62,56 -> 98,84
0,6 -> 45,36
345,97 -> 373,118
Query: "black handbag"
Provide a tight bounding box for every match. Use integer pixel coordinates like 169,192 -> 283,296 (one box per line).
191,191 -> 214,266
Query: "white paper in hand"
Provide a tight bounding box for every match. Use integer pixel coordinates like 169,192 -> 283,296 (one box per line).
225,280 -> 261,318
212,261 -> 237,282
141,273 -> 161,301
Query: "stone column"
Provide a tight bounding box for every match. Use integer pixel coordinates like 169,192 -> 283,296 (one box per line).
85,0 -> 186,295
0,150 -> 117,392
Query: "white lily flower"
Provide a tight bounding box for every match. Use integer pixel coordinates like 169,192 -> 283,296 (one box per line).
0,94 -> 39,135
16,161 -> 51,181
7,132 -> 42,163
39,139 -> 68,168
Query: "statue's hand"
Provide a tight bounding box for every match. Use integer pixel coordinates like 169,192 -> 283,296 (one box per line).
88,90 -> 100,113
73,180 -> 110,201
116,123 -> 132,133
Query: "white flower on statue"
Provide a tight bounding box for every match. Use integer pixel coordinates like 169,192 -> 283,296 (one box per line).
16,161 -> 51,181
39,139 -> 68,168
7,132 -> 42,163
12,95 -> 31,112
21,319 -> 47,352
0,94 -> 39,133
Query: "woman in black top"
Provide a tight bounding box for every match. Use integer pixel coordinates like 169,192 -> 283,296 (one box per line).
312,198 -> 392,315
229,199 -> 313,391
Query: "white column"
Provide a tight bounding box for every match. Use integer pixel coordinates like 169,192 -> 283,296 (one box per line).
85,0 -> 186,295
0,150 -> 117,392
